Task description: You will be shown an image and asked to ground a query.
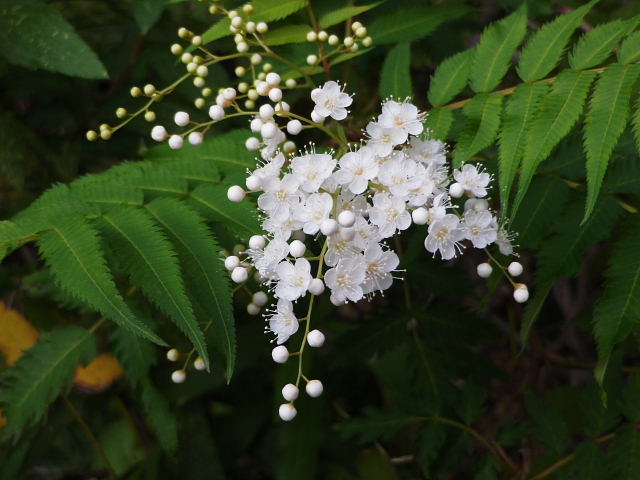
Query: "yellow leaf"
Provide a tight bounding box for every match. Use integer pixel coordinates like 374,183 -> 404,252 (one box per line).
73,354 -> 124,392
0,301 -> 39,366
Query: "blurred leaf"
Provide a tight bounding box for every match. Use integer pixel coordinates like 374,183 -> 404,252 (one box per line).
356,448 -> 399,480
524,390 -> 569,456
132,0 -> 167,34
0,301 -> 39,366
73,353 -> 124,392
318,3 -> 382,29
380,42 -> 412,100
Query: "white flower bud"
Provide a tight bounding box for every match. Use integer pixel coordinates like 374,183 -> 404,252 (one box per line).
248,89 -> 259,101
168,135 -> 184,150
362,36 -> 372,47
166,348 -> 179,361
278,403 -> 297,421
282,384 -> 299,402
256,22 -> 268,34
306,30 -> 317,42
249,236 -> 266,251
193,76 -> 205,88
260,122 -> 278,139
151,125 -> 168,142
237,41 -> 249,53
310,110 -> 324,123
246,21 -> 256,33
283,141 -> 296,154
343,36 -> 354,48
170,43 -> 183,55
275,101 -> 290,116
513,284 -> 529,303
188,132 -> 204,146
231,16 -> 243,28
231,266 -> 248,283
224,255 -> 240,271
328,34 -> 339,46
247,302 -> 260,315
449,182 -> 464,198
337,210 -> 356,228
268,88 -> 283,102
411,207 -> 429,225
307,330 -> 325,347
271,345 -> 289,363
259,104 -> 275,119
352,22 -> 363,30
465,198 -> 489,212
245,137 -> 261,151
289,240 -> 306,258
308,278 -> 325,296
196,65 -> 208,77
320,219 -> 339,236
306,54 -> 318,65
476,263 -> 493,278
223,87 -> 237,100
285,78 -> 297,88
174,111 -> 190,127
286,119 -> 302,135
265,72 -> 281,86
355,26 -> 367,38
252,290 -> 268,306
317,30 -> 328,42
227,185 -> 246,202
251,53 -> 262,65
171,369 -> 186,384
305,379 -> 323,397
508,262 -> 523,277
209,105 -> 225,121
250,118 -> 264,133
193,356 -> 206,371
246,174 -> 262,190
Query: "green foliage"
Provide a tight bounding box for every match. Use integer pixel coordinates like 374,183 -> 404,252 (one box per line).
0,326 -> 97,440
568,18 -> 635,70
524,391 -> 569,456
427,48 -> 474,107
131,0 -> 167,33
380,42 -> 412,100
453,93 -> 503,166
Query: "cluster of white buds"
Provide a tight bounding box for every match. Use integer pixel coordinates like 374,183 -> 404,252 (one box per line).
225,82 -> 524,420
166,347 -> 207,383
304,20 -> 372,66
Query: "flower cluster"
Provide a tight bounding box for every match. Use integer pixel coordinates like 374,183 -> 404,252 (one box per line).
225,83 -> 526,421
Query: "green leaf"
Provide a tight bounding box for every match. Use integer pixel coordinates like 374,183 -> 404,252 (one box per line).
111,325 -> 155,386
380,42 -> 412,100
37,216 -> 164,345
369,3 -> 470,44
607,425 -> 640,480
498,82 -> 549,212
263,24 -> 309,46
524,391 -> 569,455
131,0 -> 166,34
566,442 -> 605,480
101,207 -> 208,369
0,0 -> 108,79
428,48 -> 474,107
634,99 -> 640,156
593,217 -> 640,371
470,4 -> 528,93
605,157 -> 640,195
520,282 -> 553,347
424,108 -> 454,140
189,184 -> 260,237
517,0 -> 597,82
453,93 -> 503,166
0,326 -> 96,440
583,63 -> 640,222
145,198 -> 236,380
569,19 -> 632,70
140,378 -> 178,452
513,69 -> 596,216
618,30 -> 640,64
318,3 -> 381,29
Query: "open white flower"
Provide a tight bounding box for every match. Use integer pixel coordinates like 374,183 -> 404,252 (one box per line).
291,153 -> 336,193
453,164 -> 491,198
462,210 -> 497,248
324,256 -> 367,303
426,193 -> 450,225
251,152 -> 286,185
258,174 -> 302,221
267,299 -> 299,344
376,156 -> 423,198
407,137 -> 447,166
311,81 -> 353,120
253,238 -> 290,279
368,193 -> 412,238
275,258 -> 313,301
295,193 -> 333,235
365,121 -> 407,157
361,243 -> 399,295
424,214 -> 465,260
333,147 -> 379,194
377,100 -> 423,142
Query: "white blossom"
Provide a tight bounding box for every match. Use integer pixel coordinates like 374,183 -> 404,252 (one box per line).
258,174 -> 302,221
275,258 -> 313,301
291,153 -> 336,193
310,81 -> 353,120
324,256 -> 367,303
333,147 -> 379,194
294,193 -> 334,235
424,214 -> 465,260
406,137 -> 447,166
453,164 -> 491,198
462,210 -> 497,248
361,243 -> 399,295
368,193 -> 412,237
377,100 -> 423,142
267,299 -> 299,344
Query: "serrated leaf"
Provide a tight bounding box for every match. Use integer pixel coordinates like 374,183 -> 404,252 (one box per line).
337,408 -> 410,444
369,3 -> 470,44
583,63 -> 640,222
517,0 -> 597,82
453,93 -> 503,166
263,24 -> 309,46
623,375 -> 640,423
0,0 -> 108,79
131,0 -> 166,34
415,423 -> 446,476
0,326 -> 96,440
569,19 -> 633,70
524,390 -> 569,455
37,216 -> 164,345
498,82 -> 549,212
618,30 -> 640,64
607,425 -> 640,480
318,3 -> 381,29
145,198 -> 235,380
424,108 -> 454,140
605,157 -> 640,195
380,42 -> 412,100
513,69 -> 596,216
634,99 -> 640,155
101,207 -> 208,369
110,325 -> 155,386
470,4 -> 528,93
428,48 -> 474,107
140,378 -> 177,452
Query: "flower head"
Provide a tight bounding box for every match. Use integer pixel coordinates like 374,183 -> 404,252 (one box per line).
311,81 -> 353,120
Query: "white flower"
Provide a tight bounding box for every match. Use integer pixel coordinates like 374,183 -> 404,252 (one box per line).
258,174 -> 302,221
275,258 -> 313,301
361,243 -> 399,295
267,299 -> 299,344
253,239 -> 290,279
377,100 -> 423,141
365,121 -> 407,157
324,235 -> 360,267
294,193 -> 333,235
324,256 -> 367,303
453,164 -> 491,198
260,128 -> 286,160
351,215 -> 381,250
495,222 -> 516,256
376,156 -> 423,198
406,137 -> 447,166
426,193 -> 450,225
333,147 -> 379,194
336,189 -> 369,217
424,214 -> 465,260
262,215 -> 303,241
291,153 -> 336,193
368,193 -> 412,238
462,210 -> 497,248
310,81 -> 353,120
251,152 -> 286,185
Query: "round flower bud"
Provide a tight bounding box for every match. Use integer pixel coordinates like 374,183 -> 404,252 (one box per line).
271,345 -> 289,364
245,137 -> 261,151
196,65 -> 208,77
477,263 -> 493,278
256,81 -> 269,96
170,43 -> 183,55
306,30 -> 317,42
231,266 -> 248,283
191,35 -> 203,46
247,302 -> 260,315
343,36 -> 354,48
355,26 -> 367,38
242,4 -> 254,14
251,53 -> 262,65
339,227 -> 356,241
248,89 -> 259,101
130,86 -> 142,97
86,130 -> 98,142
168,135 -> 184,150
209,105 -> 225,121
259,104 -> 275,119
224,255 -> 240,271
231,16 -> 243,28
308,278 -> 325,296
307,330 -> 325,347
188,132 -> 204,146
328,34 -> 339,46
227,185 -> 246,202
171,369 -> 186,384
513,284 -> 529,303
283,141 -> 296,154
320,219 -> 339,236
310,110 -> 324,123
349,44 -> 359,52
411,207 -> 429,225
236,41 -> 249,53
275,101 -> 290,116
282,384 -> 299,402
508,262 -> 523,277
166,348 -> 179,361
337,210 -> 356,228
235,66 -> 246,78
285,78 -> 297,88
194,98 -> 205,109
100,129 -> 112,140
318,30 -> 328,42
223,87 -> 237,100
151,125 -> 168,142
233,244 -> 246,256
174,111 -> 190,127
260,122 -> 278,139
250,118 -> 264,132
193,77 -> 205,88
246,21 -> 256,32
249,235 -> 266,250
266,72 -> 281,86
252,290 -> 268,307
305,379 -> 323,398
286,119 -> 302,135
144,110 -> 156,122
268,88 -> 283,102
116,107 -> 127,119
143,84 -> 156,96
193,356 -> 206,371
306,54 -> 318,65
289,240 -> 306,258
352,21 -> 363,30
362,36 -> 373,47
449,182 -> 464,198
177,27 -> 191,38
278,403 -> 297,421
246,174 -> 262,190
256,22 -> 268,33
